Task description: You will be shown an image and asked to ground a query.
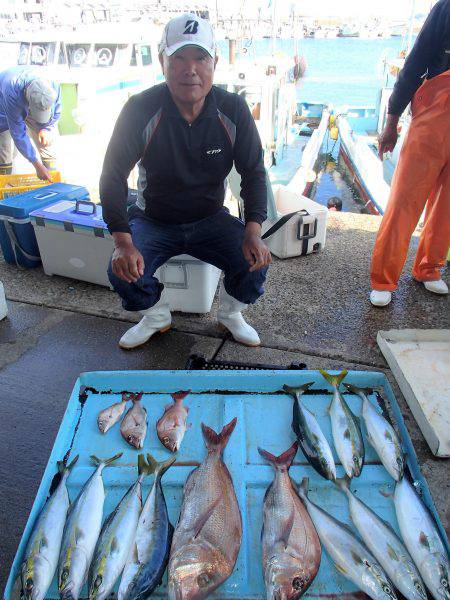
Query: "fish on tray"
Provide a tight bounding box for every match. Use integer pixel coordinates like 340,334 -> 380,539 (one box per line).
168,418 -> 242,599
157,390 -> 191,452
335,475 -> 427,600
97,394 -> 128,434
118,454 -> 176,600
259,442 -> 321,599
394,476 -> 450,600
20,455 -> 78,600
88,455 -> 154,600
284,382 -> 336,481
320,370 -> 364,478
120,392 -> 147,449
344,383 -> 404,481
298,477 -> 397,600
58,453 -> 122,600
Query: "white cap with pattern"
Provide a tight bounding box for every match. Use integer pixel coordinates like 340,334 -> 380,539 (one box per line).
159,13 -> 216,58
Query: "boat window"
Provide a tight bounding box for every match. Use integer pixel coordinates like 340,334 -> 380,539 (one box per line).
130,45 -> 138,66
58,44 -> 67,65
140,45 -> 152,66
235,85 -> 263,120
114,44 -> 131,67
94,44 -> 116,67
18,43 -> 30,65
29,42 -> 55,66
67,44 -> 90,67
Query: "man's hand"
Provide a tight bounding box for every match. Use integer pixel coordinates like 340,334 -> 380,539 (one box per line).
242,222 -> 272,272
33,161 -> 52,182
38,129 -> 52,148
111,232 -> 145,283
378,114 -> 400,159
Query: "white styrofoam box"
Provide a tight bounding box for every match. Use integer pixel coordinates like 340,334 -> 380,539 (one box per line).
31,214 -> 221,313
261,185 -> 328,259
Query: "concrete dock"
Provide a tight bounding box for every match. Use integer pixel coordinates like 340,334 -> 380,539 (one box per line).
0,210 -> 448,593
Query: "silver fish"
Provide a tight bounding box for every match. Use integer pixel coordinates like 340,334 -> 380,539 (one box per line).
395,476 -> 450,600
320,370 -> 364,478
284,382 -> 336,481
259,443 -> 321,599
20,456 -> 78,600
97,394 -> 128,434
120,392 -> 147,449
88,455 -> 153,600
58,453 -> 122,600
168,418 -> 242,599
118,454 -> 176,600
345,384 -> 404,481
336,475 -> 426,600
298,477 -> 397,600
157,390 -> 191,453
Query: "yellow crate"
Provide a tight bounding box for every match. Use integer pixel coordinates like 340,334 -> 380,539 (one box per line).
0,171 -> 62,200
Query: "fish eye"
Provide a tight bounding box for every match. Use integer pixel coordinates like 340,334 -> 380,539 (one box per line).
353,455 -> 359,463
382,583 -> 391,594
292,577 -> 303,590
197,573 -> 210,587
25,578 -> 33,589
441,577 -> 448,588
60,568 -> 69,584
128,435 -> 134,442
94,575 -> 102,589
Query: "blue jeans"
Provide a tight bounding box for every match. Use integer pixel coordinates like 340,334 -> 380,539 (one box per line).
108,208 -> 268,312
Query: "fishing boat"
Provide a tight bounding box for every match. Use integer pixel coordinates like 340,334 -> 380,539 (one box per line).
0,24 -> 161,135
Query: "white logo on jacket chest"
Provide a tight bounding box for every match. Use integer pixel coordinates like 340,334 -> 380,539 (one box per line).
206,148 -> 222,155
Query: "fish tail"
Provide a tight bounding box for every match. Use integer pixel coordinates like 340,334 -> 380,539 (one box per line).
335,475 -> 351,493
258,442 -> 298,470
319,369 -> 348,387
171,389 -> 191,402
283,382 -> 314,397
201,417 -> 237,452
131,391 -> 144,403
90,452 -> 123,466
146,453 -> 176,479
297,477 -> 310,500
343,382 -> 364,396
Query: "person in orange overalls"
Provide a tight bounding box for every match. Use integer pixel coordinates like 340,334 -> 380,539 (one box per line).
370,0 -> 450,306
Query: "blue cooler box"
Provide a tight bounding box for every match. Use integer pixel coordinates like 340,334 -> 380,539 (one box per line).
0,183 -> 89,268
30,199 -> 221,312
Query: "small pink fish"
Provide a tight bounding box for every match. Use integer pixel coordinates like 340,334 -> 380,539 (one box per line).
97,394 -> 128,434
157,390 -> 191,452
120,392 -> 147,449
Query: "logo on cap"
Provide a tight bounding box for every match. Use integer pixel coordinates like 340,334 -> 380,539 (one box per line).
183,20 -> 199,34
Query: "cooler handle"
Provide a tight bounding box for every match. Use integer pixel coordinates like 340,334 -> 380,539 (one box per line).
75,200 -> 97,215
35,190 -> 59,200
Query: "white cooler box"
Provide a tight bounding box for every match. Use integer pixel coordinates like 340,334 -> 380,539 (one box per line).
261,185 -> 328,259
29,200 -> 221,313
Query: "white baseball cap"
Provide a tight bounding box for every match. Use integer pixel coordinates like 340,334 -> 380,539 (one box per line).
159,13 -> 216,58
25,78 -> 57,124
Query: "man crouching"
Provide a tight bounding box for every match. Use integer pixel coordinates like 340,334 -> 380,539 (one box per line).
100,13 -> 271,349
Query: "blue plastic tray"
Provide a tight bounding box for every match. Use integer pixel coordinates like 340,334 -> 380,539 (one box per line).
5,370 -> 449,599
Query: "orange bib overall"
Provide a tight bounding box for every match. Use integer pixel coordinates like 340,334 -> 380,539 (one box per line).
370,70 -> 450,291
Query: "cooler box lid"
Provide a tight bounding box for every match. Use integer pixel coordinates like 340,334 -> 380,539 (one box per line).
30,199 -> 107,231
0,183 -> 89,220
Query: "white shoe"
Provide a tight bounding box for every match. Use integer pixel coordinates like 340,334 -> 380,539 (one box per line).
119,299 -> 171,349
370,290 -> 392,307
423,279 -> 448,295
217,284 -> 260,347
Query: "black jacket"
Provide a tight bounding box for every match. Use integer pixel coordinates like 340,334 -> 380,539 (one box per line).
389,0 -> 450,116
100,83 -> 267,234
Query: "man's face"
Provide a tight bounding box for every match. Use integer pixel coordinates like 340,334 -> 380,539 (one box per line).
160,45 -> 217,106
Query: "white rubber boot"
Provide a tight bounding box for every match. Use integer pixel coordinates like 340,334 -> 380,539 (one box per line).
119,298 -> 171,349
423,279 -> 448,295
370,290 -> 392,307
217,285 -> 260,347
